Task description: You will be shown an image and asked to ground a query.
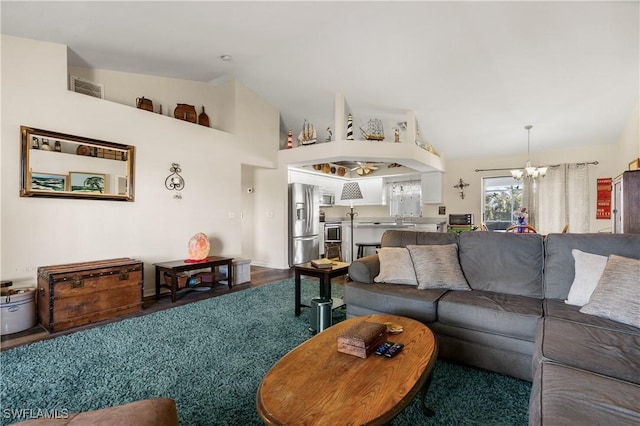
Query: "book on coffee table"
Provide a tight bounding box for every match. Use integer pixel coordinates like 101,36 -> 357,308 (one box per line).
310,259 -> 334,269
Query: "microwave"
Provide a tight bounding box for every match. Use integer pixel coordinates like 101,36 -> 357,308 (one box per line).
320,193 -> 335,207
449,214 -> 474,226
324,222 -> 342,242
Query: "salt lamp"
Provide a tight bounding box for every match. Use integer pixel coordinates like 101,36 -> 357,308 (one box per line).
187,232 -> 210,261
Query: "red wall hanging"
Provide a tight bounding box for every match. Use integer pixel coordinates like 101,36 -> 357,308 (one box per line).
596,177 -> 612,220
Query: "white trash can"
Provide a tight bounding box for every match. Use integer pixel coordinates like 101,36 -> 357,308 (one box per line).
1,287 -> 37,335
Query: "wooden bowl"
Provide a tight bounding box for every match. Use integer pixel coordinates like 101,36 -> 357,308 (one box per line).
174,104 -> 197,123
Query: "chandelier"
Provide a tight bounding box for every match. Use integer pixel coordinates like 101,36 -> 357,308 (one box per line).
510,125 -> 547,181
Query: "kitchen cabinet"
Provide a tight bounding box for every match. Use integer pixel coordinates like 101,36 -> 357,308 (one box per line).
289,169 -> 343,202
421,172 -> 443,204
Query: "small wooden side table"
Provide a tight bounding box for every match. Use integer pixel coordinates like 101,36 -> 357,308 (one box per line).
293,261 -> 349,316
154,256 -> 233,303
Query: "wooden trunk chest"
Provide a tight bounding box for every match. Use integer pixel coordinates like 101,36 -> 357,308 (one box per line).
37,258 -> 143,333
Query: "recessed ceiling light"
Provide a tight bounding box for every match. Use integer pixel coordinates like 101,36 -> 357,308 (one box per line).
220,55 -> 232,62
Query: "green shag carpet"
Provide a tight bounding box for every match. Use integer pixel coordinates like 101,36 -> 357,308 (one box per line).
0,279 -> 530,425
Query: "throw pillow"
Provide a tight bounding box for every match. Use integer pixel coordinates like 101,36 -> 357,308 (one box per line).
580,255 -> 640,328
565,249 -> 608,306
374,247 -> 417,285
406,244 -> 470,291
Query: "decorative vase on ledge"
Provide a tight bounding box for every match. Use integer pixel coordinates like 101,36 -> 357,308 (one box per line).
198,106 -> 210,127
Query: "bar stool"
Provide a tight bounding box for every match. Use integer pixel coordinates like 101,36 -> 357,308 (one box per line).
324,243 -> 342,261
356,242 -> 381,259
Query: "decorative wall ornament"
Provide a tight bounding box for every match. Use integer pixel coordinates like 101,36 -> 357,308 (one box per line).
453,178 -> 469,199
165,163 -> 185,199
596,177 -> 612,219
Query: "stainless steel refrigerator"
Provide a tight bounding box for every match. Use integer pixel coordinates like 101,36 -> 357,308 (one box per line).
288,183 -> 320,266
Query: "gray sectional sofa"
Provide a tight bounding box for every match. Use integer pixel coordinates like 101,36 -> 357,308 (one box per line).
345,230 -> 640,425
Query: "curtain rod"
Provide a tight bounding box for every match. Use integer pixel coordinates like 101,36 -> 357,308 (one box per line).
475,161 -> 599,173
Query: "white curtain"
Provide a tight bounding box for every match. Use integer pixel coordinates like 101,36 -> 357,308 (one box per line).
532,164 -> 590,234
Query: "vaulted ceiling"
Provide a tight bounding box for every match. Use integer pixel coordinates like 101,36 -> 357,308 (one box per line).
2,1 -> 638,160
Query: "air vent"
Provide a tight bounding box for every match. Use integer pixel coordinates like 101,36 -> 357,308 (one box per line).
69,75 -> 104,99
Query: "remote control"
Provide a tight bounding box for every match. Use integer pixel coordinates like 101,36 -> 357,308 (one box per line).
374,341 -> 394,356
384,343 -> 404,358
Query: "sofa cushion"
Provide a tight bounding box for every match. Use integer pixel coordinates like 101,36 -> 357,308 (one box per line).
529,362 -> 640,426
580,255 -> 640,328
343,281 -> 447,323
430,322 -> 536,357
433,329 -> 535,381
544,299 -> 640,333
544,233 -> 640,300
406,244 -> 470,291
535,317 -> 640,385
565,249 -> 607,306
437,290 -> 543,341
374,247 -> 417,285
457,232 -> 544,297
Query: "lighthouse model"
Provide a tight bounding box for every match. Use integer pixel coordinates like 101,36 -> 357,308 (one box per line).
346,114 -> 354,140
286,130 -> 293,149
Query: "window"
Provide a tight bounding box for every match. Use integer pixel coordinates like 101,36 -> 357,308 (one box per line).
482,176 -> 523,231
388,180 -> 422,218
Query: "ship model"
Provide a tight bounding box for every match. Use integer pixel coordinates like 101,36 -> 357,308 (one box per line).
360,119 -> 385,141
298,119 -> 317,146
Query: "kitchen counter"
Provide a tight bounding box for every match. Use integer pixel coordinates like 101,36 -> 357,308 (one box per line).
353,222 -> 415,228
339,219 -> 446,262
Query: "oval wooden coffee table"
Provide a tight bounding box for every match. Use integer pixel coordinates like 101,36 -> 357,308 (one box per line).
256,314 -> 438,425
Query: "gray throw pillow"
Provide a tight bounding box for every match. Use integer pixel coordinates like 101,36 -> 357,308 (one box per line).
374,247 -> 417,285
565,249 -> 608,306
406,244 -> 470,291
580,255 -> 640,328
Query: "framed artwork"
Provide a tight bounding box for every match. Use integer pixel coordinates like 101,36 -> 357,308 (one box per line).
629,158 -> 639,171
31,172 -> 67,192
69,172 -> 106,193
21,126 -> 135,201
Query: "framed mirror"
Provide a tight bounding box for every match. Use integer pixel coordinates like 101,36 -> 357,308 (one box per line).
20,126 -> 135,201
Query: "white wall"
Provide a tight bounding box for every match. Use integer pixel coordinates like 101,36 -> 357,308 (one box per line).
250,167 -> 289,268
68,66 -> 220,129
1,35 -> 286,295
615,100 -> 640,171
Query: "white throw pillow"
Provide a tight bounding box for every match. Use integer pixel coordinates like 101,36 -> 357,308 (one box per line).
374,247 -> 418,285
564,249 -> 608,306
580,255 -> 640,328
406,244 -> 470,291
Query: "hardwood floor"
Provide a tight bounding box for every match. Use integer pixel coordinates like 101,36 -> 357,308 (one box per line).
1,265 -> 294,352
